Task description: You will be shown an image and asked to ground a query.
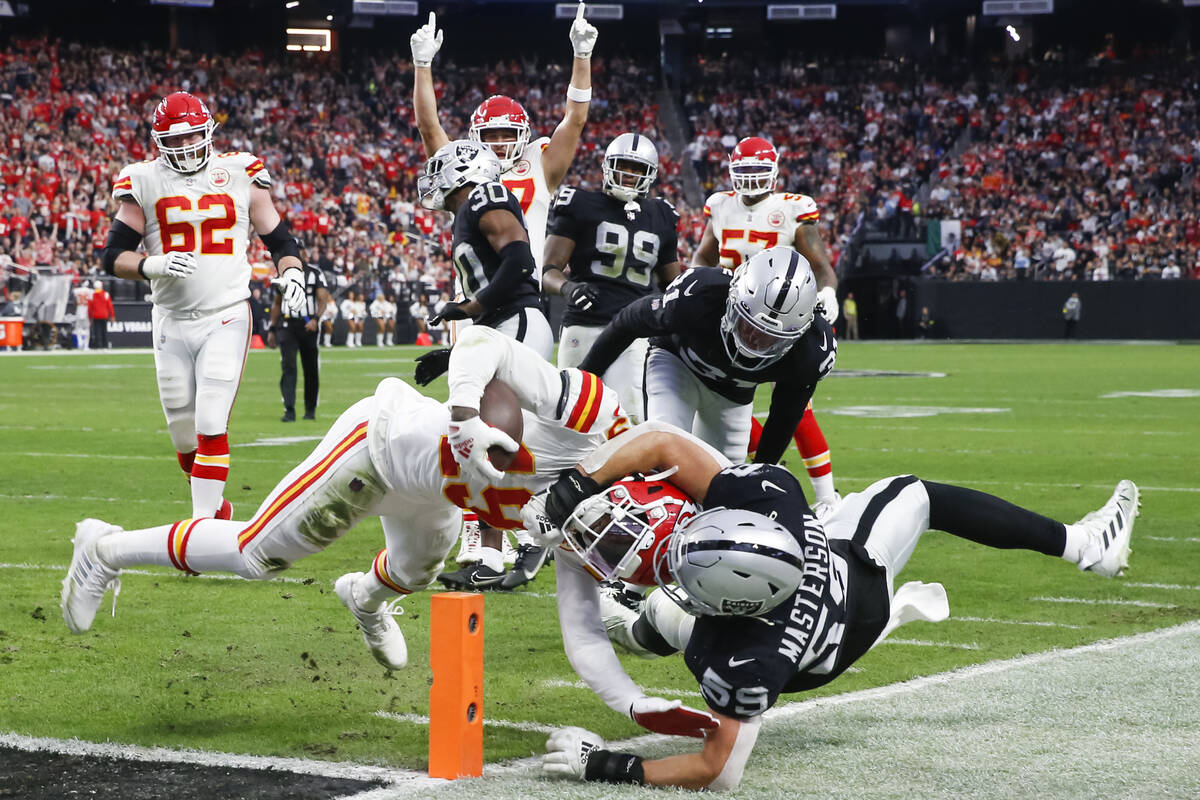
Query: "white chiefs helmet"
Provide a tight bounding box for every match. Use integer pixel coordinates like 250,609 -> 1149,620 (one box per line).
721,246 -> 819,369
654,506 -> 805,616
418,139 -> 502,210
602,132 -> 659,202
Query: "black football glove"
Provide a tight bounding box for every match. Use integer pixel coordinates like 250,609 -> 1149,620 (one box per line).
414,347 -> 453,386
562,280 -> 600,312
428,301 -> 472,326
545,468 -> 604,529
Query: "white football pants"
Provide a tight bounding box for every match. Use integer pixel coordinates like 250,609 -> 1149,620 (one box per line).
557,323 -> 648,424
644,347 -> 752,463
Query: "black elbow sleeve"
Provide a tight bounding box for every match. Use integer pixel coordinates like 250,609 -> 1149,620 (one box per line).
102,219 -> 143,275
260,221 -> 302,266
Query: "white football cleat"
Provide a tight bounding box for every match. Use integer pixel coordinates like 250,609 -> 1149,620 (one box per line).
334,572 -> 408,670
61,519 -> 123,634
599,582 -> 657,659
455,512 -> 482,565
810,491 -> 842,524
1075,480 -> 1140,577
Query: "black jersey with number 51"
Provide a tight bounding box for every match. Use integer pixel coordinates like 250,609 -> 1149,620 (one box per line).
547,185 -> 679,327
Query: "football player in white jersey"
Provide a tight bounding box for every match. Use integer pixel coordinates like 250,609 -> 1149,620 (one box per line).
101,92 -> 310,521
692,135 -> 842,516
61,326 -> 629,673
410,4 -> 596,288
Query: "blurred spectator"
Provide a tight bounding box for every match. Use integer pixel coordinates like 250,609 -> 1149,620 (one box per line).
1062,291 -> 1082,338
87,279 -> 113,348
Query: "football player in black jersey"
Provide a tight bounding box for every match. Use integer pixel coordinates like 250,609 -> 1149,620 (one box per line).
542,132 -> 682,423
416,139 -> 553,592
530,426 -> 1139,790
578,245 -> 835,468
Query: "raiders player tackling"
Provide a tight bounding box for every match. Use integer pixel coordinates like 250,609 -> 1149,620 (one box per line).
542,132 -> 682,422
579,246 -> 835,466
531,427 -> 1140,790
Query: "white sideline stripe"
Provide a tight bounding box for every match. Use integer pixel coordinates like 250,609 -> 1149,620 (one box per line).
1032,596 -> 1177,609
6,623 -> 1199,795
881,638 -> 980,650
0,493 -> 186,505
542,678 -> 703,699
1124,581 -> 1200,591
0,562 -> 312,585
1145,535 -> 1200,542
0,732 -> 434,789
955,615 -> 1082,629
828,475 -> 1200,494
374,711 -> 557,735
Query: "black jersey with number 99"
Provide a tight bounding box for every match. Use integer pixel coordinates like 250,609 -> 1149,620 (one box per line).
547,186 -> 679,327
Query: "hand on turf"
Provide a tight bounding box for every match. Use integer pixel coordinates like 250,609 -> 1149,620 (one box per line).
448,414 -> 518,485
630,696 -> 719,738
410,12 -> 443,67
568,3 -> 598,59
141,251 -> 196,280
543,726 -> 604,780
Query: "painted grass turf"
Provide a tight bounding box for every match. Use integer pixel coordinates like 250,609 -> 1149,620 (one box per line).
1,341 -> 1197,772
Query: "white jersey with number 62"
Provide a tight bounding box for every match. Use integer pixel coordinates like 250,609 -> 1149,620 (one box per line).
113,152 -> 270,313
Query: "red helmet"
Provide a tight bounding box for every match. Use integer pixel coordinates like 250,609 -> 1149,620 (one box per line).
729,136 -> 779,196
152,92 -> 215,173
561,474 -> 698,587
469,95 -> 530,171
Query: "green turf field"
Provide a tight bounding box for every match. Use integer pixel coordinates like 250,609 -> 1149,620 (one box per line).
1,341 -> 1198,775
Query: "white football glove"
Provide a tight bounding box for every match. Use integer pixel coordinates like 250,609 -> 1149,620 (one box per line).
630,696 -> 719,738
140,251 -> 196,280
543,726 -> 604,781
817,285 -> 839,325
568,3 -> 598,59
410,12 -> 443,67
276,268 -> 307,317
521,491 -> 562,547
447,414 -> 518,485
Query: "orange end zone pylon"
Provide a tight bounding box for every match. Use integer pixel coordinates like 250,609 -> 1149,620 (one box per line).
428,592 -> 484,779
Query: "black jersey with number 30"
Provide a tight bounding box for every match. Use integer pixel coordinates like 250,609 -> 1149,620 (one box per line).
451,181 -> 541,327
682,464 -> 891,721
547,185 -> 679,327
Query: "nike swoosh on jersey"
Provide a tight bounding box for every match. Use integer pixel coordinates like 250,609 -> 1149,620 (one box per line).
761,480 -> 784,493
221,317 -> 236,325
728,656 -> 755,668
683,281 -> 697,297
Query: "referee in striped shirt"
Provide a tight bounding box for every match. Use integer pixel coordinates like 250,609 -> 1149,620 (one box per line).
268,265 -> 332,422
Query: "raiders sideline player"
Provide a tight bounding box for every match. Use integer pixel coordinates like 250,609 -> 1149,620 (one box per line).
578,245 -> 835,466
542,132 -> 682,423
530,427 -> 1140,790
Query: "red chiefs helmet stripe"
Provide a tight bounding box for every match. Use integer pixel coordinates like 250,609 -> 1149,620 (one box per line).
166,518 -> 201,575
565,371 -> 601,432
371,549 -> 412,595
236,421 -> 369,551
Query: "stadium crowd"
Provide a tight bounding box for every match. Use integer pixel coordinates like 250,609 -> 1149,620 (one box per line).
1,35 -> 1197,324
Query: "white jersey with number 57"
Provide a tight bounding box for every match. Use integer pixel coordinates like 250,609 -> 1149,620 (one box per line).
112,152 -> 269,313
703,190 -> 820,271
501,136 -> 552,276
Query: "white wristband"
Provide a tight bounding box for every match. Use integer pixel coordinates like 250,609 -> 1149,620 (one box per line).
566,85 -> 592,103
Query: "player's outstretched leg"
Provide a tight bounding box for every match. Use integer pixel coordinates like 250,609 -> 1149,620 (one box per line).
335,559 -> 409,671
